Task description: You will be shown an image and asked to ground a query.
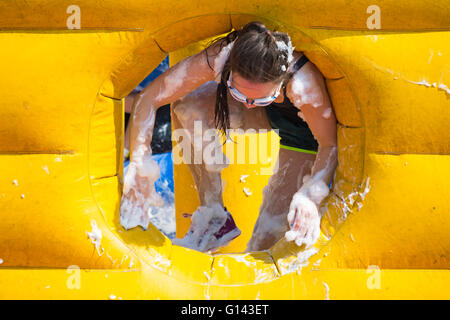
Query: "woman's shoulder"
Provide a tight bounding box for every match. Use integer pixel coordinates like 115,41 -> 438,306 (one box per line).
174,38 -> 233,84
285,53 -> 326,108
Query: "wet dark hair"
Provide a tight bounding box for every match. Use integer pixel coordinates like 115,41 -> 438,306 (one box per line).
205,21 -> 294,136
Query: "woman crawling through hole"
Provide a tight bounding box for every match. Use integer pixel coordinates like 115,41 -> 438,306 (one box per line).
121,21 -> 338,253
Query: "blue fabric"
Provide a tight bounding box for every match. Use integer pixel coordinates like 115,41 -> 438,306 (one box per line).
152,151 -> 174,194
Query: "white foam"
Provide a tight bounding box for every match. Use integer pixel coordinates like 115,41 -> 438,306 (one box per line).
434,82 -> 450,95
365,58 -> 450,96
137,152 -> 160,179
121,107 -> 168,231
322,108 -> 332,119
173,203 -> 230,252
213,40 -> 235,83
155,59 -> 189,102
87,220 -> 103,256
323,282 -> 330,300
360,177 -> 371,200
290,71 -> 323,108
147,201 -> 176,238
240,174 -> 249,183
297,247 -> 319,265
406,78 -> 432,87
302,174 -> 311,184
277,246 -> 319,275
284,152 -> 335,248
306,179 -> 330,205
275,39 -> 295,64
334,176 -> 371,215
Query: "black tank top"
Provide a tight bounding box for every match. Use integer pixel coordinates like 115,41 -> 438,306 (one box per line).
264,55 -> 319,152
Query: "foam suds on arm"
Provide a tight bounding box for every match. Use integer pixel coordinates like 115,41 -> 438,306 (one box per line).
212,40 -> 235,83
285,145 -> 337,248
121,106 -> 164,230
290,71 -> 324,108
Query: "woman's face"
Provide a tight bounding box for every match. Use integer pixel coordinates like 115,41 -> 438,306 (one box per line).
230,71 -> 282,109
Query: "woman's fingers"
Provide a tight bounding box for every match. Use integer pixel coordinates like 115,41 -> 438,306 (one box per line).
303,214 -> 321,248
286,194 -> 321,247
286,206 -> 300,242
292,208 -> 302,232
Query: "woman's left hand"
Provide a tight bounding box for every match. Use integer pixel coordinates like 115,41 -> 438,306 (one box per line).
285,192 -> 321,248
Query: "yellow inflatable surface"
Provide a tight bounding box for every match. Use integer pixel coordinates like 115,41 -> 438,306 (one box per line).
0,0 -> 449,299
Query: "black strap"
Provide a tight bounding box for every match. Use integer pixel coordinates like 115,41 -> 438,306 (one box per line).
281,55 -> 309,101
294,54 -> 309,71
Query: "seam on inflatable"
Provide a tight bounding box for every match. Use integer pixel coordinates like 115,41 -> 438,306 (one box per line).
98,31 -> 164,99
93,173 -> 120,181
149,13 -> 233,36
86,92 -> 145,271
372,151 -> 450,156
0,28 -> 144,32
100,92 -> 122,101
268,252 -> 282,278
87,92 -> 108,222
336,122 -> 361,129
152,37 -> 167,54
326,76 -> 345,81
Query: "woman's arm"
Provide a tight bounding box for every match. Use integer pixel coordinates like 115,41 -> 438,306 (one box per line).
287,60 -> 338,190
120,41 -> 228,230
284,60 -> 338,247
129,45 -> 220,158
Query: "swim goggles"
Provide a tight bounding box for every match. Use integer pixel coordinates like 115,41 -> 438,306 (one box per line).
227,71 -> 283,107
